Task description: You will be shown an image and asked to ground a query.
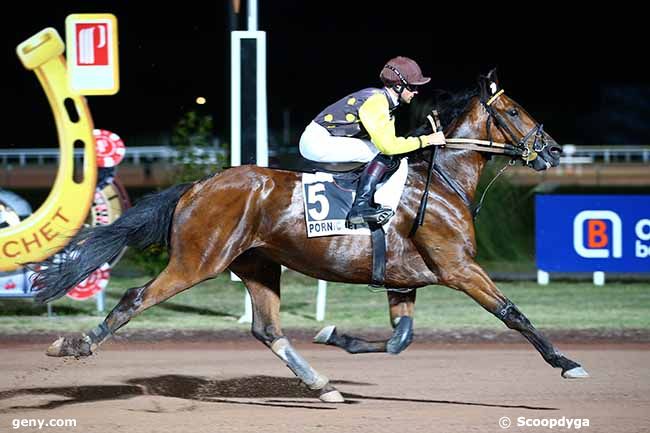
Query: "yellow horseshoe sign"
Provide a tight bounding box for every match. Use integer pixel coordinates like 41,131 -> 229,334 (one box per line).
0,28 -> 97,271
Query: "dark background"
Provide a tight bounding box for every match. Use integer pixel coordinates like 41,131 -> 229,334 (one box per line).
2,2 -> 648,152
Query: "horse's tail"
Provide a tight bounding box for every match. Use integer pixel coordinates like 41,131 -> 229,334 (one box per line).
31,182 -> 193,305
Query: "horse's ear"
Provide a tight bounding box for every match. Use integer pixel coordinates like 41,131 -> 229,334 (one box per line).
478,68 -> 500,101
486,68 -> 499,87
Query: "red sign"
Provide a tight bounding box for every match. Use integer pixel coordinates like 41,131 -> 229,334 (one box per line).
93,129 -> 126,167
75,23 -> 109,66
67,263 -> 110,300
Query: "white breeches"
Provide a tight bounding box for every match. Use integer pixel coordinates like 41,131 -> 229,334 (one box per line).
299,121 -> 379,163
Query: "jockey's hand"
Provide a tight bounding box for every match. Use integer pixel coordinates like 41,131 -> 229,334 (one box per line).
423,131 -> 446,147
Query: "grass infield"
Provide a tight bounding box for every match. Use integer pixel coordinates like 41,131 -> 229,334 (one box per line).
0,270 -> 648,334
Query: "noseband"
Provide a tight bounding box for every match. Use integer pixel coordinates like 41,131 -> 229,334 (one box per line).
481,89 -> 549,165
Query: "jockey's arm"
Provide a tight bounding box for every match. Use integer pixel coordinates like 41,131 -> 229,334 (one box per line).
358,93 -> 429,155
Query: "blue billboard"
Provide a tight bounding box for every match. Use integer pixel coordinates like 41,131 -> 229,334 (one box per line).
536,195 -> 650,272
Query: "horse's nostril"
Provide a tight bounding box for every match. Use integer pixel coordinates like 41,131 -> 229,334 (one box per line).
549,145 -> 562,157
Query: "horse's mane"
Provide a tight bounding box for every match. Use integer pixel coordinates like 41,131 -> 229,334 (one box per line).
406,87 -> 479,164
429,88 -> 479,127
408,88 -> 478,137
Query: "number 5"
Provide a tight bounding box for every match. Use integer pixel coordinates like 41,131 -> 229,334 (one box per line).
307,184 -> 330,221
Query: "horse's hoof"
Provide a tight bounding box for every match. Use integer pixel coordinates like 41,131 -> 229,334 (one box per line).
319,389 -> 345,403
46,337 -> 65,357
313,325 -> 336,344
45,336 -> 93,358
562,366 -> 589,379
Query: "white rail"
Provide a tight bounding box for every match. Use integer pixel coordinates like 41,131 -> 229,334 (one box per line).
560,145 -> 650,164
0,146 -> 227,166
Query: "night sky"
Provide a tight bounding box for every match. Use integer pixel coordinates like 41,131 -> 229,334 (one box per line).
2,2 -> 648,152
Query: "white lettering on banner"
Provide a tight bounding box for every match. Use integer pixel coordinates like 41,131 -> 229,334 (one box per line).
635,219 -> 650,241
573,210 -> 622,258
636,219 -> 650,258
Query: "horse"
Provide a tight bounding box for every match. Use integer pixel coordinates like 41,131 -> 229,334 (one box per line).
30,69 -> 587,404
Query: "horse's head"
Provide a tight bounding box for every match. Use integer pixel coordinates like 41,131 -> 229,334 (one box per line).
478,69 -> 562,171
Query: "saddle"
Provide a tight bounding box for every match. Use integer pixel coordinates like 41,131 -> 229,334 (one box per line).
302,160 -> 366,174
297,157 -> 407,288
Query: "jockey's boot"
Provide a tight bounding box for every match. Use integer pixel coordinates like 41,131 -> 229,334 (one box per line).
346,157 -> 394,229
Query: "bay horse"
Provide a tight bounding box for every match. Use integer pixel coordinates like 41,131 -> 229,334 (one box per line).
31,69 -> 588,403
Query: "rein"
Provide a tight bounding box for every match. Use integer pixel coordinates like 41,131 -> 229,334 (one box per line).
410,89 -> 532,234
443,137 -> 521,156
424,89 -> 548,160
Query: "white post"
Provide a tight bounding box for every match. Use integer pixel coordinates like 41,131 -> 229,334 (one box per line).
238,291 -> 254,323
96,289 -> 105,313
256,32 -> 268,167
230,34 -> 241,167
231,1 -> 266,323
229,31 -> 268,166
593,271 -> 605,286
537,270 -> 550,285
247,0 -> 258,31
316,280 -> 327,321
231,270 -> 253,323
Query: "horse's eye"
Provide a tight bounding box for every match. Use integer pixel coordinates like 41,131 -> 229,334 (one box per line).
509,108 -> 519,117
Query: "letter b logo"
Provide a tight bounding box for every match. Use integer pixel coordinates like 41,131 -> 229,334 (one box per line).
587,220 -> 609,248
573,211 -> 622,258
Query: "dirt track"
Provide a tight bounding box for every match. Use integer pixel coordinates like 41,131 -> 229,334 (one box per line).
0,340 -> 648,433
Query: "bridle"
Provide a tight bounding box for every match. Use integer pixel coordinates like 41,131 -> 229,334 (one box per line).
410,86 -> 554,235
480,88 -> 550,166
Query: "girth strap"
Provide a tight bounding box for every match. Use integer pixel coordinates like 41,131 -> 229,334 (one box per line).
369,224 -> 386,287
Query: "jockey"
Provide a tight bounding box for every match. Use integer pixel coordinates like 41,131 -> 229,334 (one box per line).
299,56 -> 445,228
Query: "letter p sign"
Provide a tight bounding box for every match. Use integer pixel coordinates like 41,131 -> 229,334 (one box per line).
573,210 -> 622,258
65,14 -> 119,95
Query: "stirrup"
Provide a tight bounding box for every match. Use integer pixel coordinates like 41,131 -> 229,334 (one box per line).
346,208 -> 394,229
373,209 -> 395,225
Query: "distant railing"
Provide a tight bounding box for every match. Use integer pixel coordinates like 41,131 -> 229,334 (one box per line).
560,145 -> 650,164
1,145 -> 649,167
0,146 -> 228,166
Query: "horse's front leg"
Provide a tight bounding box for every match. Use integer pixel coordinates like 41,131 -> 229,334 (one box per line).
313,289 -> 416,355
441,259 -> 588,379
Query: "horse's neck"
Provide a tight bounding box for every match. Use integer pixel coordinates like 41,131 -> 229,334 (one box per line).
434,110 -> 489,202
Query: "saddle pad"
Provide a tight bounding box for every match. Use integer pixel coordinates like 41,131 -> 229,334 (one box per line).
301,158 -> 408,237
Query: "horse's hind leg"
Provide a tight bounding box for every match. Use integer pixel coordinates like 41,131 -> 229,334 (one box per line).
230,251 -> 345,403
47,186 -> 260,357
443,260 -> 588,379
314,289 -> 416,355
386,289 -> 416,353
46,263 -> 205,357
